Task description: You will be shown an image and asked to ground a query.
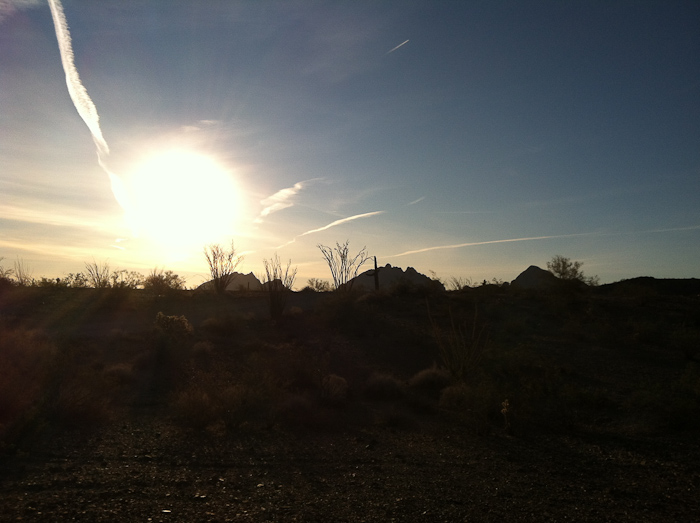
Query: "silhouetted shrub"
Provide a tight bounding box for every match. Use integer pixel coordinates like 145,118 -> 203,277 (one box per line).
154,312 -> 193,339
321,374 -> 348,405
276,393 -> 319,429
200,315 -> 242,338
144,268 -> 186,294
364,373 -> 405,401
408,365 -> 451,394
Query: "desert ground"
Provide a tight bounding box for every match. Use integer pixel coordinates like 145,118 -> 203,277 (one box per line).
1,279 -> 699,521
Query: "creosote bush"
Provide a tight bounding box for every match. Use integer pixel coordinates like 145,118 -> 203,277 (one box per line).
408,365 -> 452,395
321,374 -> 349,405
364,373 -> 405,401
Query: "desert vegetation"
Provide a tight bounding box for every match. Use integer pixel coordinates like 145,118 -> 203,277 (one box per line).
1,253 -> 699,520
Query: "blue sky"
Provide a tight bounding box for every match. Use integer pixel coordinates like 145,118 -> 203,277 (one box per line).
1,0 -> 698,287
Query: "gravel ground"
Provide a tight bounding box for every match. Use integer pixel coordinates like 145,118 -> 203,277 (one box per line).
2,412 -> 699,522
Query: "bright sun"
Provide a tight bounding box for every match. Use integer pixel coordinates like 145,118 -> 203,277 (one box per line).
126,149 -> 242,257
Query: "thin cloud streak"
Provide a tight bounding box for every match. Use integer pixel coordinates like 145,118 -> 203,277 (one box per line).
388,232 -> 600,258
408,197 -> 425,205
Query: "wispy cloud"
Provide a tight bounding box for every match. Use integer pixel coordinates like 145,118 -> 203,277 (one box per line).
408,196 -> 424,205
388,232 -> 600,258
255,178 -> 321,223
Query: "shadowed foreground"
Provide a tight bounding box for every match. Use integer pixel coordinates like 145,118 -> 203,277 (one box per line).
1,283 -> 699,521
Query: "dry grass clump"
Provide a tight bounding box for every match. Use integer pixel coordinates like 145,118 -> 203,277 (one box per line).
363,373 -> 405,401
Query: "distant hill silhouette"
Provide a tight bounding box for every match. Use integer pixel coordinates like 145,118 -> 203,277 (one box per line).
348,264 -> 444,292
197,272 -> 262,292
597,277 -> 700,296
510,265 -> 559,289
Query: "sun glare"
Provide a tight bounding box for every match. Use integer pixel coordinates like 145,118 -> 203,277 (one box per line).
126,149 -> 242,258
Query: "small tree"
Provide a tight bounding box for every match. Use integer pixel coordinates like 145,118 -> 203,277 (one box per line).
261,254 -> 297,319
317,240 -> 370,292
204,241 -> 243,294
547,255 -> 599,286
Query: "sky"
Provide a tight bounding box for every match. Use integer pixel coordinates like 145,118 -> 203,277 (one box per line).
1,0 -> 699,288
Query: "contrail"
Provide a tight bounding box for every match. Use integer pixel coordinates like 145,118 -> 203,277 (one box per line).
47,0 -> 131,219
388,232 -> 599,258
298,211 -> 385,237
386,39 -> 409,54
275,211 -> 385,249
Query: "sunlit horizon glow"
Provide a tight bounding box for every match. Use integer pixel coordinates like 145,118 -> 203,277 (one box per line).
1,1 -> 698,286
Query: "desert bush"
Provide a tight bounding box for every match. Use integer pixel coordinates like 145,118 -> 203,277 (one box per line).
321,374 -> 349,405
84,260 -> 112,288
0,328 -> 56,442
154,312 -> 194,339
408,365 -> 452,395
63,272 -> 88,288
276,393 -> 319,429
306,278 -> 332,292
429,305 -> 489,381
51,379 -> 114,427
12,258 -> 34,286
670,327 -> 700,361
203,241 -> 243,294
144,268 -> 186,294
193,341 -> 214,357
447,276 -> 473,291
318,240 -> 370,292
439,381 -> 502,434
172,387 -> 220,429
547,255 -> 599,286
103,363 -> 136,386
200,315 -> 243,338
261,254 -> 297,320
171,364 -> 281,430
364,373 -> 405,401
0,257 -> 13,279
110,269 -> 144,289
